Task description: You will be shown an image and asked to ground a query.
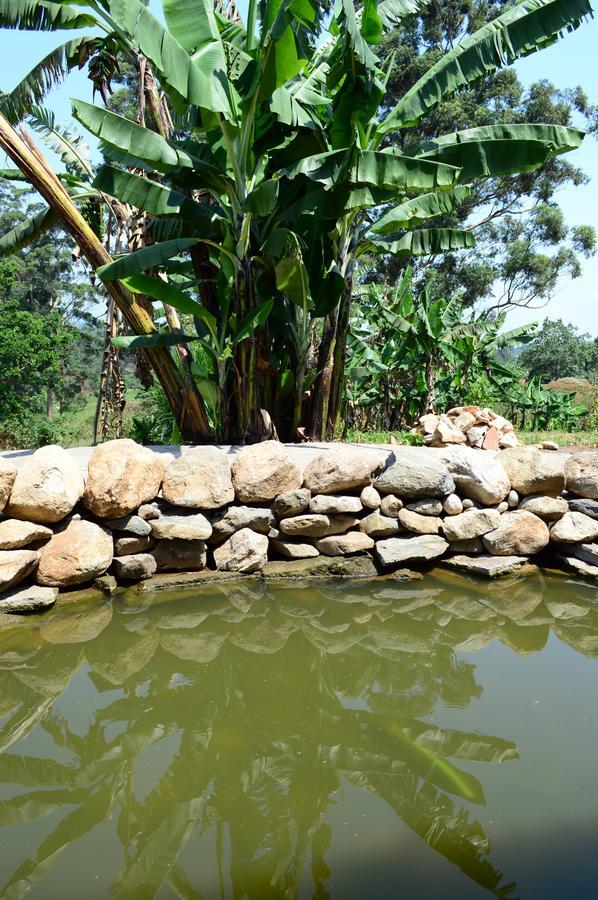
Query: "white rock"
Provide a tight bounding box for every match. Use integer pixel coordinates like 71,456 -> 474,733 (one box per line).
507,489 -> 519,508
443,494 -> 463,516
399,509 -> 442,535
270,539 -> 319,559
360,485 -> 381,509
359,511 -> 401,538
0,519 -> 52,550
83,439 -> 165,518
303,447 -> 387,495
279,514 -> 330,538
482,510 -> 550,556
213,528 -> 269,573
434,445 -> 510,505
0,457 -> 17,513
6,445 -> 84,524
161,447 -> 234,509
309,495 -> 363,514
375,448 -> 454,498
37,520 -> 113,587
550,512 -> 598,544
442,508 -> 501,542
564,452 -> 598,500
0,549 -> 40,593
376,535 -> 448,567
499,447 -> 565,497
519,495 -> 568,522
314,532 -> 375,556
150,512 -> 212,541
231,441 -> 302,502
0,584 -> 57,613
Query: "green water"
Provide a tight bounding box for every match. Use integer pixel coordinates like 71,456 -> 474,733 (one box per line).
0,571 -> 597,900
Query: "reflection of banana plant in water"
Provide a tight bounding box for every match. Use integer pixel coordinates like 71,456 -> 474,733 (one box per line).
8,573 -> 597,897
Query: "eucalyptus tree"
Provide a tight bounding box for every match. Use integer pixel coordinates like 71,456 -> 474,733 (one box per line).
0,0 -> 593,441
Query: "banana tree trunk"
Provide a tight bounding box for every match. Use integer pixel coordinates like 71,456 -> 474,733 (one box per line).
307,287 -> 352,441
0,112 -> 211,442
423,357 -> 436,415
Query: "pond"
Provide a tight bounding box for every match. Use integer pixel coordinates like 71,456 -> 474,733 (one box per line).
0,571 -> 596,900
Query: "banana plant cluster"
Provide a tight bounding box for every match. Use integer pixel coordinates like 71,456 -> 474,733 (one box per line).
346,269 -> 537,430
0,0 -> 593,442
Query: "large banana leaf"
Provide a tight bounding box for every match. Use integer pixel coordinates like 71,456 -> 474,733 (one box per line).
372,186 -> 471,234
97,238 -> 200,281
0,0 -> 96,31
286,149 -> 461,191
380,0 -> 593,131
120,273 -> 217,333
0,168 -> 29,181
1,37 -> 89,124
109,0 -> 231,115
413,137 -> 553,180
112,332 -> 198,349
93,166 -> 221,231
416,123 -> 585,156
162,0 -> 221,53
27,105 -> 93,179
0,205 -> 57,255
369,227 -> 476,257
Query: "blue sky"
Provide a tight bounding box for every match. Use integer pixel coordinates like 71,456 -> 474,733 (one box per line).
1,7 -> 597,335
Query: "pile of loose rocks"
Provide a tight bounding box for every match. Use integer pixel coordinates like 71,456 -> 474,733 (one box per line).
416,406 -> 518,450
0,438 -> 596,614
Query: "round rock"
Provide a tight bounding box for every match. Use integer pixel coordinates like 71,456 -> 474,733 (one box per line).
550,512 -> 598,544
231,442 -> 301,503
6,445 -> 84,524
360,485 -> 381,509
375,448 -> 454,498
37,520 -> 113,587
564,452 -> 598,500
213,528 -> 269,573
482,510 -> 549,556
519,495 -> 568,522
499,447 -> 565,497
161,447 -> 234,509
303,447 -> 387,495
83,439 -> 165,519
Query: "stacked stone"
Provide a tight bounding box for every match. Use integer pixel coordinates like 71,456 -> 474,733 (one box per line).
416,406 -> 518,450
0,439 -> 596,614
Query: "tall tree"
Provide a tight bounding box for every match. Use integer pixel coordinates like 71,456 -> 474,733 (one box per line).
378,1 -> 597,311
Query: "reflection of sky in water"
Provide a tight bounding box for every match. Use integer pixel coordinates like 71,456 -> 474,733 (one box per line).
0,571 -> 596,899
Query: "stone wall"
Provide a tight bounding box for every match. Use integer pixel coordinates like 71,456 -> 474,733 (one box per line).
0,440 -> 596,613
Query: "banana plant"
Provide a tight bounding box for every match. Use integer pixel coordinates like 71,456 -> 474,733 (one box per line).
0,0 -> 593,441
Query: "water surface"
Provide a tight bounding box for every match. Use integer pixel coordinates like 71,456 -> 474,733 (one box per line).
0,570 -> 597,900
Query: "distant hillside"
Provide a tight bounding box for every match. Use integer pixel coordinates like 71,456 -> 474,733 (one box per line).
544,378 -> 597,411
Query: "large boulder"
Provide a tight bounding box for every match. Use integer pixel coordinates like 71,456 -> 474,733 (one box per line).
375,534 -> 448,567
231,441 -> 301,502
442,508 -> 501,542
6,445 -> 84,524
433,445 -> 510,505
498,447 -> 565,497
375,448 -> 454,498
213,528 -> 269,573
0,457 -> 17,513
37,520 -> 113,587
0,549 -> 40,593
161,447 -> 234,509
0,519 -> 52,550
550,512 -> 598,544
565,452 -> 598,500
150,511 -> 212,541
83,439 -> 165,518
482,510 -> 549,556
303,447 -> 387,495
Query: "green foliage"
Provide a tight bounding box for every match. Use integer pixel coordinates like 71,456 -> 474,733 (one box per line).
519,318 -> 598,381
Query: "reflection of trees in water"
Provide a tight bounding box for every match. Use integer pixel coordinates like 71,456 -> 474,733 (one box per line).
0,572 -> 595,899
